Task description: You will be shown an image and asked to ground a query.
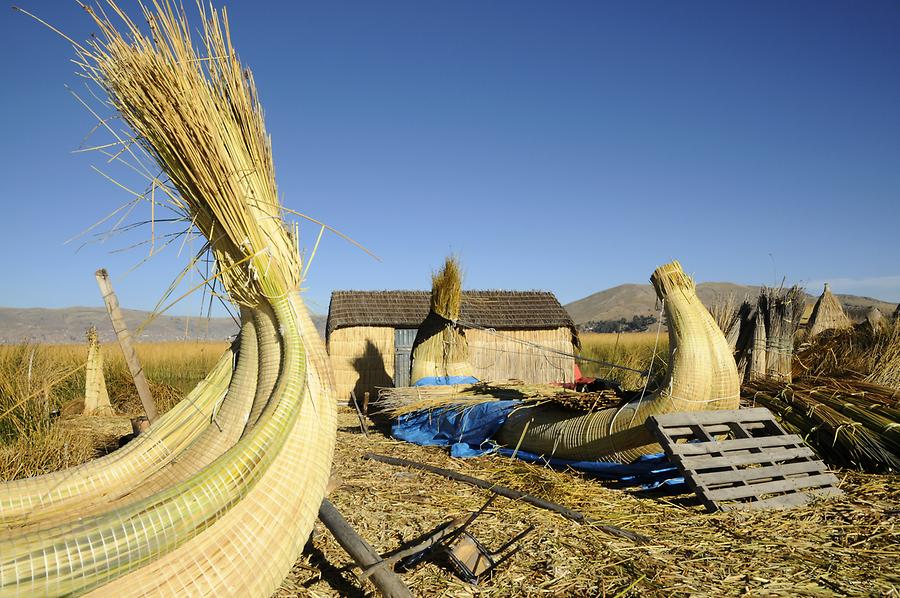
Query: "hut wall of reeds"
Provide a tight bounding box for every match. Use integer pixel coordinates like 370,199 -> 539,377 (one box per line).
326,290 -> 579,404
468,327 -> 574,382
327,326 -> 397,403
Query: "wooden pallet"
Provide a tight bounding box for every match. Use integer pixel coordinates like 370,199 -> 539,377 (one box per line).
646,408 -> 842,512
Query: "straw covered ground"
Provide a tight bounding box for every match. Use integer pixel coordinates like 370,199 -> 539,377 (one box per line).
280,410 -> 898,597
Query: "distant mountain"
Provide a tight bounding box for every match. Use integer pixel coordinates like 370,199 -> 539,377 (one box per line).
565,283 -> 897,326
0,306 -> 327,344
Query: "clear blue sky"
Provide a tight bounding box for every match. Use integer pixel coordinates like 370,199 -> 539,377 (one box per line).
1,1 -> 899,318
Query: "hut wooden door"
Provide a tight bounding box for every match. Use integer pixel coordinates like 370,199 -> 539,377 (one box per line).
393,328 -> 417,387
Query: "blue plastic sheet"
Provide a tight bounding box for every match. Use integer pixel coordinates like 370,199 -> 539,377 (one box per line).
392,401 -> 519,449
412,375 -> 480,386
391,402 -> 684,490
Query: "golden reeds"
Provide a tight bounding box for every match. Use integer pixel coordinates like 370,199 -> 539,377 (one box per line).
284,409 -> 900,596
808,283 -> 852,337
494,260 -> 740,462
430,256 -> 463,321
3,2 -> 336,595
762,285 -> 805,382
744,377 -> 899,472
83,326 -> 112,415
410,257 -> 473,384
796,319 -> 900,391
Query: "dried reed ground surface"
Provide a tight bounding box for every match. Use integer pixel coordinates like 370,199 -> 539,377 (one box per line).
281,410 -> 898,597
2,337 -> 897,594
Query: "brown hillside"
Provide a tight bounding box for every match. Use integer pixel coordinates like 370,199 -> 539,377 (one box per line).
565,283 -> 896,325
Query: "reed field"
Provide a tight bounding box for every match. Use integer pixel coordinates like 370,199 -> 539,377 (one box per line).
0,340 -> 228,480
578,331 -> 669,389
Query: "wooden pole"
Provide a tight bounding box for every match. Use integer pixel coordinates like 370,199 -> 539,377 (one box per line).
363,453 -> 647,544
318,499 -> 412,598
95,268 -> 158,422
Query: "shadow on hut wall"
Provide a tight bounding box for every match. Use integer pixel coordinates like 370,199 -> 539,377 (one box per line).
351,340 -> 393,431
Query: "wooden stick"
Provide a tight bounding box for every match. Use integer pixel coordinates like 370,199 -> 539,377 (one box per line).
95,268 -> 158,422
350,391 -> 369,437
363,453 -> 647,544
318,499 -> 412,598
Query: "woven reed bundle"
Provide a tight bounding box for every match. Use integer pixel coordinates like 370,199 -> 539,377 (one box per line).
410,257 -> 473,383
83,326 -> 112,415
2,3 -> 336,596
495,260 -> 740,462
808,283 -> 852,337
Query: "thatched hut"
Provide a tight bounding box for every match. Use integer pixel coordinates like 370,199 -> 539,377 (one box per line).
326,290 -> 579,403
808,283 -> 852,337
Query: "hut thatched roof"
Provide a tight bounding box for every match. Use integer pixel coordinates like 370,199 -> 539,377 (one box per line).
894,303 -> 900,319
808,283 -> 852,337
327,290 -> 577,340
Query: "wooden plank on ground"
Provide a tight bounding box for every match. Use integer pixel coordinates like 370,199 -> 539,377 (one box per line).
669,434 -> 807,456
648,408 -> 773,427
694,460 -> 825,486
674,446 -> 816,470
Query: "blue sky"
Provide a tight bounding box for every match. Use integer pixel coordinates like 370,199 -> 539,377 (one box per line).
1,1 -> 898,318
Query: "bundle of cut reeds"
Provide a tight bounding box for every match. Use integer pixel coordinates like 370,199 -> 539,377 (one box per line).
808,283 -> 852,337
2,3 -> 336,596
796,319 -> 900,391
83,326 -> 112,415
729,287 -> 804,383
762,286 -> 805,382
744,377 -> 899,472
709,295 -> 741,350
410,257 -> 473,384
379,380 -> 625,417
494,260 -> 741,462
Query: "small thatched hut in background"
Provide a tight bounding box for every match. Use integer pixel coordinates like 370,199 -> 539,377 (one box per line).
326,290 -> 579,403
808,283 -> 852,337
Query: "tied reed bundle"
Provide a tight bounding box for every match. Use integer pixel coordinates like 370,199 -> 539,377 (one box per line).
744,377 -> 899,472
808,283 -> 852,337
410,257 -> 473,384
796,319 -> 900,391
762,286 -> 805,383
83,326 -> 112,415
431,256 -> 463,322
709,295 -> 741,351
3,3 -> 336,596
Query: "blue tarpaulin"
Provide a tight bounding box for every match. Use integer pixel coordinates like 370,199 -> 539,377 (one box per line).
391,402 -> 684,489
412,375 -> 480,386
